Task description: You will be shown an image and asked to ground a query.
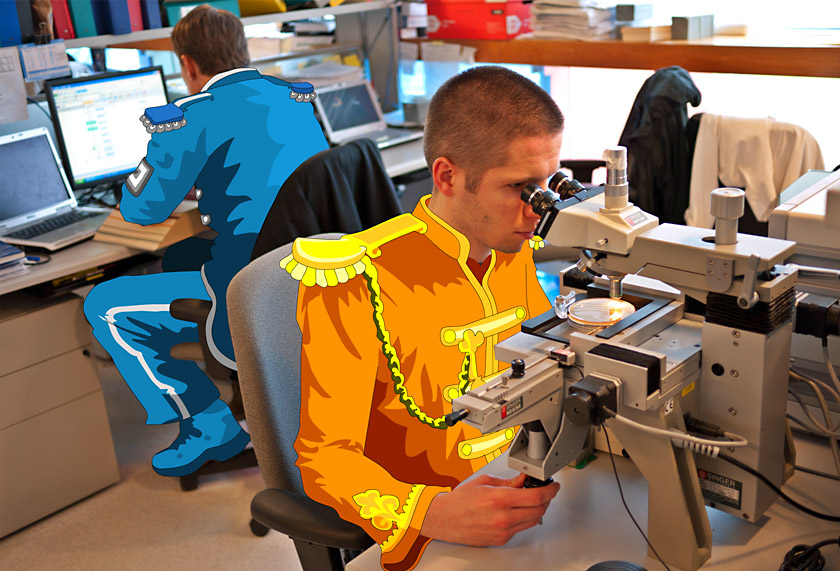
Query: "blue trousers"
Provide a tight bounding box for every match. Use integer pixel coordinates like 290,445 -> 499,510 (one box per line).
84,271 -> 221,425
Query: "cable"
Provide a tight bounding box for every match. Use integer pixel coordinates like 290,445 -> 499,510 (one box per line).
789,365 -> 840,477
716,453 -> 840,522
26,96 -> 52,120
604,410 -> 748,456
823,339 -> 840,396
791,367 -> 840,407
794,464 -> 840,483
791,369 -> 840,418
23,252 -> 51,265
779,537 -> 839,571
787,389 -> 839,436
602,428 -> 672,571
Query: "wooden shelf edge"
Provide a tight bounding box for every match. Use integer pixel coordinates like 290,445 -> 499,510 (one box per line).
406,38 -> 840,78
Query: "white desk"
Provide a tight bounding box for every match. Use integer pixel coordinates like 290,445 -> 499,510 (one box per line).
0,240 -> 138,297
380,139 -> 427,178
347,434 -> 840,571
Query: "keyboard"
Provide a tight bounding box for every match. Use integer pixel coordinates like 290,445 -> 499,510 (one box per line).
6,210 -> 101,239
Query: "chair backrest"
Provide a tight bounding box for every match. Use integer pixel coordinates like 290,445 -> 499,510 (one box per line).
250,138 -> 402,262
228,233 -> 342,493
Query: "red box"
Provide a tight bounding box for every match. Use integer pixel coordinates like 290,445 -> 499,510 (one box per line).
426,0 -> 532,40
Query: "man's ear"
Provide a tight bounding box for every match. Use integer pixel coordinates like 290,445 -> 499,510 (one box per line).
180,54 -> 197,80
432,157 -> 457,197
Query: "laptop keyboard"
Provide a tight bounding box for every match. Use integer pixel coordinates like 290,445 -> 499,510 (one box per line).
6,210 -> 101,239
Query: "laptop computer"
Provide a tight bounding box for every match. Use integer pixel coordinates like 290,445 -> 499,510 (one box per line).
313,79 -> 424,149
0,127 -> 109,251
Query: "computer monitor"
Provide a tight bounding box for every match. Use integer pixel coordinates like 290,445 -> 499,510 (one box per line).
45,66 -> 169,190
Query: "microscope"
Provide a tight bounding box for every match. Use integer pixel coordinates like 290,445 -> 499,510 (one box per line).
447,147 -> 840,571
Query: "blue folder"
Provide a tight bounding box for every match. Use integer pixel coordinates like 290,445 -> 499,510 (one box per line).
93,0 -> 133,35
140,0 -> 163,29
0,2 -> 23,46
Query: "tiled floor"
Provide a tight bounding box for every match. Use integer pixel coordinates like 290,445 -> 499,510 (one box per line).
0,359 -> 304,571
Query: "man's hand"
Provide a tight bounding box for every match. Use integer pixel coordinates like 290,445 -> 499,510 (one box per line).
420,473 -> 560,546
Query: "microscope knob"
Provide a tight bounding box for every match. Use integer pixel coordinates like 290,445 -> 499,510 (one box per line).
710,187 -> 745,220
510,359 -> 526,378
444,409 -> 469,427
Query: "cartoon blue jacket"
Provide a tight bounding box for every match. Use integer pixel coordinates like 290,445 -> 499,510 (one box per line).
122,68 -> 328,367
85,68 -> 327,440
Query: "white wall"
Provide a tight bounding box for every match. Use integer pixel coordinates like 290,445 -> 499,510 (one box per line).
548,67 -> 840,184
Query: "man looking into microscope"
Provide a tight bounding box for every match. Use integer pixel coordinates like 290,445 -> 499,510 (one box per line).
289,65 -> 564,570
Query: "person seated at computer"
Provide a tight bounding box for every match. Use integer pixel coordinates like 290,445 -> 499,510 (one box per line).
288,65 -> 563,570
84,5 -> 327,477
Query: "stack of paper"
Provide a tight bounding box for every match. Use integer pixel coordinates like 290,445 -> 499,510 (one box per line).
621,23 -> 671,42
529,0 -> 617,41
0,240 -> 29,280
93,202 -> 202,252
281,61 -> 365,88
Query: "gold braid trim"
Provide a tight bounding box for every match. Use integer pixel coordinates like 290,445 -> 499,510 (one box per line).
352,485 -> 426,551
362,257 -> 459,430
381,484 -> 426,552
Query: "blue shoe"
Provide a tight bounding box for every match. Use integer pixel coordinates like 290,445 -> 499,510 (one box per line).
152,400 -> 250,477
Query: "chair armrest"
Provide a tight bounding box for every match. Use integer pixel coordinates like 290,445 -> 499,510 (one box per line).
170,298 -> 212,324
251,488 -> 374,551
169,298 -> 231,380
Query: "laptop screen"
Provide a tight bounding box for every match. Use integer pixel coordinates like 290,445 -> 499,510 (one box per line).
320,83 -> 381,133
0,129 -> 73,227
46,67 -> 168,190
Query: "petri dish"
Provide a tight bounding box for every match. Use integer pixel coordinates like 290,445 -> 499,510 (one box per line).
567,298 -> 636,328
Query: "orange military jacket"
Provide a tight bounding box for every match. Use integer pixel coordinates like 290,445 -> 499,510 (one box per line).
291,196 -> 551,570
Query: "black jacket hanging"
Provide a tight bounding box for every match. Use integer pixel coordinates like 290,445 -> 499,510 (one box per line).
618,66 -> 701,224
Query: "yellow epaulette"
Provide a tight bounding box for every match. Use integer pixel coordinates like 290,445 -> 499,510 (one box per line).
280,214 -> 428,287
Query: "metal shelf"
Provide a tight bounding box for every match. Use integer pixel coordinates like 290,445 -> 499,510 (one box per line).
64,1 -> 393,49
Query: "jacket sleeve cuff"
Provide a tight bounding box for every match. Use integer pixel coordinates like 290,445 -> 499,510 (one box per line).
379,484 -> 448,571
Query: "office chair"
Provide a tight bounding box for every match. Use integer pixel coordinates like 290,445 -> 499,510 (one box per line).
229,234 -> 375,570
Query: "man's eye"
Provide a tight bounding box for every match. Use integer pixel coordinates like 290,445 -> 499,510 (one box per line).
509,182 -> 526,189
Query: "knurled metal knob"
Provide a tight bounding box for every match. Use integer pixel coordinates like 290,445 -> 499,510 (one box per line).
711,188 -> 745,246
710,188 -> 745,220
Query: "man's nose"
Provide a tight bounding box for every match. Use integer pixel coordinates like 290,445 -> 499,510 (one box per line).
522,201 -> 542,219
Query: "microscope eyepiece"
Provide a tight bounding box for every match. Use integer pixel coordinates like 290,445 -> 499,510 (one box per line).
521,183 -> 559,217
548,171 -> 586,200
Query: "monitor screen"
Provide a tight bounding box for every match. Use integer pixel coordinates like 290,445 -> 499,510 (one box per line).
45,67 -> 169,190
0,130 -> 72,225
320,84 -> 380,132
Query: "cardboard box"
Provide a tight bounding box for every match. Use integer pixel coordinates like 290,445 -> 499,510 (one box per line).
426,0 -> 531,40
671,14 -> 714,40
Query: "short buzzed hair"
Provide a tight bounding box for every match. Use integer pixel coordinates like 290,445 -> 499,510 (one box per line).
170,5 -> 250,78
424,65 -> 565,191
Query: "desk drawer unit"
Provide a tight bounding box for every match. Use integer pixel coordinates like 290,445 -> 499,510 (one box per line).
0,294 -> 119,538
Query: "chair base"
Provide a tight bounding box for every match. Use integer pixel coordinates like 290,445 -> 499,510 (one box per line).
178,447 -> 258,491
293,539 -> 366,571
